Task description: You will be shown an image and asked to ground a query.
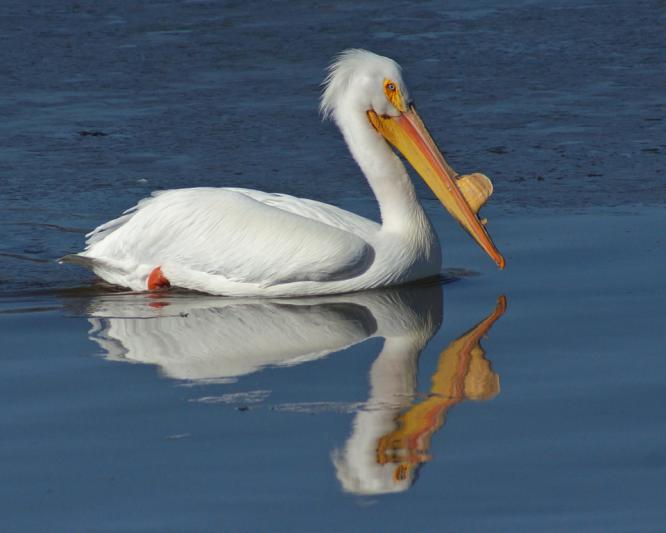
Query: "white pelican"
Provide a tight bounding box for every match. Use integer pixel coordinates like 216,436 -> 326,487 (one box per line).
62,49 -> 504,297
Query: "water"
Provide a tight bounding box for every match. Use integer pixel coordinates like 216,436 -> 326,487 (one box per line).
1,1 -> 665,531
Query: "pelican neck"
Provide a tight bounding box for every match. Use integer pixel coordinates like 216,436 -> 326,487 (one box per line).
334,105 -> 429,233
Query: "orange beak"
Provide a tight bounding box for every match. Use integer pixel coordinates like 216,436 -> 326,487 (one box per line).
368,105 -> 505,269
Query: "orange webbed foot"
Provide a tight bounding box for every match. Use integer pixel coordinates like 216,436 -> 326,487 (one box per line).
147,266 -> 170,290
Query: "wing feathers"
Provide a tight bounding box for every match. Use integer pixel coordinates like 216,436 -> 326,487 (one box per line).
81,188 -> 374,288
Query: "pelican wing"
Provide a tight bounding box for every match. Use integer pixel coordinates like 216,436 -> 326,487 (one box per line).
80,188 -> 374,288
224,188 -> 378,236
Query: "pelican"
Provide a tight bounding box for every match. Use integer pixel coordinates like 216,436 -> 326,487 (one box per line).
62,49 -> 504,297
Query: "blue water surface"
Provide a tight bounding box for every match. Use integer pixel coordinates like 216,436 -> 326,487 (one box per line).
1,1 -> 665,532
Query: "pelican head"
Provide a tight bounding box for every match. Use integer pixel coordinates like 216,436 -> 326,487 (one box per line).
321,49 -> 504,269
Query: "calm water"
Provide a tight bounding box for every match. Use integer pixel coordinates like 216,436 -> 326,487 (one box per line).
1,1 -> 665,531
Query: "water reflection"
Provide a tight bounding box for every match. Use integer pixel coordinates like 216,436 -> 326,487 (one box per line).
83,284 -> 505,495
85,285 -> 441,382
334,295 -> 505,495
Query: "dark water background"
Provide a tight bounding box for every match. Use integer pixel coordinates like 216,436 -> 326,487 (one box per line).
1,1 -> 665,531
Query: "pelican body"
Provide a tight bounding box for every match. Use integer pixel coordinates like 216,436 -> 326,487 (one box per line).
63,50 -> 504,297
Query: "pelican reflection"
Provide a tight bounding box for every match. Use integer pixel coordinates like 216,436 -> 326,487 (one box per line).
85,285 -> 442,382
334,295 -> 505,494
83,284 -> 505,495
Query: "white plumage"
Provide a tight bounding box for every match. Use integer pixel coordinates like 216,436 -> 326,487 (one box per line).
63,49 -> 503,296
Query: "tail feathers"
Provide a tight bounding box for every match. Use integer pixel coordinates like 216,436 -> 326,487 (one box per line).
58,253 -> 97,267
58,254 -> 126,274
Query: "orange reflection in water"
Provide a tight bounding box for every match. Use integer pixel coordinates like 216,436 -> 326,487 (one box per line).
376,296 -> 506,482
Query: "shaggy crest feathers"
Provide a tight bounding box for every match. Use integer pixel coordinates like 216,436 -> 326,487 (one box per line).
320,49 -> 402,120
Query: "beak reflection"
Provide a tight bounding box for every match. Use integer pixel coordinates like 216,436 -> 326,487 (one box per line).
372,296 -> 505,488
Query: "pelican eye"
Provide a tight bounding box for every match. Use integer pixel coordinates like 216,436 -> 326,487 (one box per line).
383,79 -> 406,112
384,80 -> 398,93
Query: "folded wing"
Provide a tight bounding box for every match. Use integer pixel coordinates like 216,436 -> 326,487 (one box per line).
78,188 -> 374,287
